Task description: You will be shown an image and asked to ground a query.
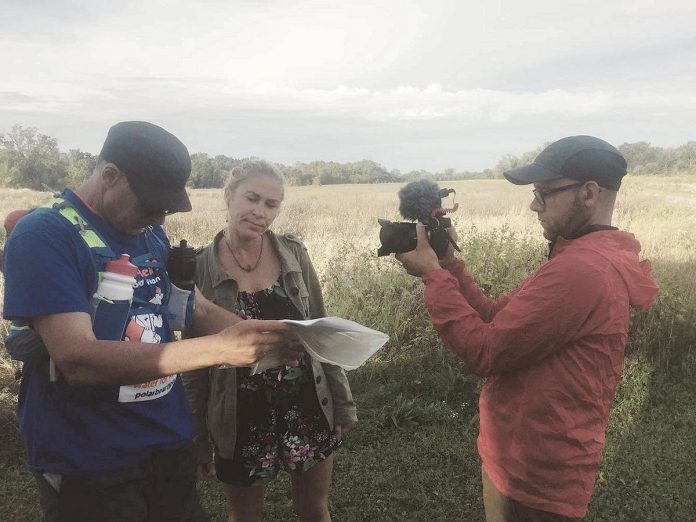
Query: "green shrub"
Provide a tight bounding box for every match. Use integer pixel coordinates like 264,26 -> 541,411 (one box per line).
322,242 -> 441,358
627,273 -> 696,375
457,224 -> 547,297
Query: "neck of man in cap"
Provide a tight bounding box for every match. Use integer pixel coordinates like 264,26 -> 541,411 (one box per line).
76,173 -> 108,216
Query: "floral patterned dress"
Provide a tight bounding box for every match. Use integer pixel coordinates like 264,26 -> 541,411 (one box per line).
213,279 -> 340,487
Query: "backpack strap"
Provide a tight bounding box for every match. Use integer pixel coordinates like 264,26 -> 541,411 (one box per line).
42,197 -> 116,277
130,227 -> 167,270
3,196 -> 194,365
5,197 -> 118,364
126,225 -> 180,321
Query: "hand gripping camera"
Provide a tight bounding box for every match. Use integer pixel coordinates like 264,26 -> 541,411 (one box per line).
377,179 -> 460,259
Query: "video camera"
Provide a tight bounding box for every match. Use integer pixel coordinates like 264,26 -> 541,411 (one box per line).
377,179 -> 460,259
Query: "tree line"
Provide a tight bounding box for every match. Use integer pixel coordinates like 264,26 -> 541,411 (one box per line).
1,124 -> 694,191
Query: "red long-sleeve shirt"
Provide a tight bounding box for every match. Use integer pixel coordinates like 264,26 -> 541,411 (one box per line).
421,230 -> 659,518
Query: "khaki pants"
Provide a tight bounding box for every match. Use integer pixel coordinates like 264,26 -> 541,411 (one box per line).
482,467 -> 580,522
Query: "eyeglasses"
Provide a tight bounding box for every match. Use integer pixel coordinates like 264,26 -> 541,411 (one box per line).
532,182 -> 586,207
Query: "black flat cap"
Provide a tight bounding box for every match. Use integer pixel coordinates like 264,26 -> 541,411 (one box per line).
504,135 -> 627,191
100,121 -> 192,213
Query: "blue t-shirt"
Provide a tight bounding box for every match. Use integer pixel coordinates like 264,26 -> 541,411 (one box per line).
2,189 -> 193,475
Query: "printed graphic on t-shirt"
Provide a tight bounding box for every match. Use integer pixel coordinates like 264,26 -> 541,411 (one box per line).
119,312 -> 174,402
118,260 -> 175,403
135,261 -> 164,304
124,313 -> 163,344
118,374 -> 177,402
149,286 -> 163,304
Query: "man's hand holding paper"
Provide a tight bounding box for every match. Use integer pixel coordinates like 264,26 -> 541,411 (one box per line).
248,317 -> 389,375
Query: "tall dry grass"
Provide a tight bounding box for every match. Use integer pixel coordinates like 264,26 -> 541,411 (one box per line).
0,178 -> 695,520
2,177 -> 695,263
0,177 -> 694,307
163,177 -> 696,271
2,176 -> 694,366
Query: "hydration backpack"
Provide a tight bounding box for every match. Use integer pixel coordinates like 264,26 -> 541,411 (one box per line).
3,195 -> 193,363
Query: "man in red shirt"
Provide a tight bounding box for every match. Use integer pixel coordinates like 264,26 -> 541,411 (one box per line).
396,136 -> 659,521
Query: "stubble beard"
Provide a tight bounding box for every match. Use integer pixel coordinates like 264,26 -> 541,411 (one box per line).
542,195 -> 588,242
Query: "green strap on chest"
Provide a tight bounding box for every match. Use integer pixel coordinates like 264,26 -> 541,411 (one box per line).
42,198 -> 109,249
42,197 -> 116,280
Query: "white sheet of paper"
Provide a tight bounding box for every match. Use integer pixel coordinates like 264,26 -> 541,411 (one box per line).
282,316 -> 389,371
247,316 -> 389,375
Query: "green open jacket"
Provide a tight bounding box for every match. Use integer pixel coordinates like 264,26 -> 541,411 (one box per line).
182,229 -> 357,463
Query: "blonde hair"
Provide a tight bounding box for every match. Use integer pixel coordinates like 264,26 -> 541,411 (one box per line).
224,158 -> 285,197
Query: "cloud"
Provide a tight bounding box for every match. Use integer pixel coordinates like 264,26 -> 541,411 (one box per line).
1,0 -> 694,171
5,77 -> 696,130
0,91 -> 83,114
6,80 -> 693,125
231,84 -> 696,123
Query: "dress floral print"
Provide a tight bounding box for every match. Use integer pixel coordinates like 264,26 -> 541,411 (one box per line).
214,280 -> 340,487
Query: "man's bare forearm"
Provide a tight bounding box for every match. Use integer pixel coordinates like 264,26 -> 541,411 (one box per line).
189,288 -> 242,337
44,332 -> 224,386
34,312 -> 289,387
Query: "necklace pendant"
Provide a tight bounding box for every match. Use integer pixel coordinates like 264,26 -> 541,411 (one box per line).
225,234 -> 264,273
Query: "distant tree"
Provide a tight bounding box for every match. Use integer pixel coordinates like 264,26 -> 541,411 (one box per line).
490,154 -> 520,179
441,167 -> 457,179
0,125 -> 68,190
674,142 -> 696,173
351,159 -> 396,183
618,141 -> 696,176
188,153 -> 214,188
489,146 -> 543,179
403,169 -> 433,182
212,155 -> 241,177
1,123 -> 694,190
619,142 -> 657,166
188,153 -> 235,188
280,164 -> 314,186
619,142 -> 663,175
65,149 -> 97,187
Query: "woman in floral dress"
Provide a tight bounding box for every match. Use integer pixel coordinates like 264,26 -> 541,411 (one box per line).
183,159 -> 356,521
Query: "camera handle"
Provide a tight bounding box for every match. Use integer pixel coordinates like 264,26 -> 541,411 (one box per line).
448,234 -> 462,253
424,214 -> 461,254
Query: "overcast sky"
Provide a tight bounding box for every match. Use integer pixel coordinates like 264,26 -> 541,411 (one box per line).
1,0 -> 695,172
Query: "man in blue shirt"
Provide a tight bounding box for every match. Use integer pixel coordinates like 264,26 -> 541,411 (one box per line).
2,121 -> 295,521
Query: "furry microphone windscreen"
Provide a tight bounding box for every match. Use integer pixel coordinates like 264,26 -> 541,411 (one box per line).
398,179 -> 441,221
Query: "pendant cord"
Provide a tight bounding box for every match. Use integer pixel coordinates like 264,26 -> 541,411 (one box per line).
225,235 -> 264,272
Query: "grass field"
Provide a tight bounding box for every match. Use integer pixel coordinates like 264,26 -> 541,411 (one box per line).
1,178 -> 695,520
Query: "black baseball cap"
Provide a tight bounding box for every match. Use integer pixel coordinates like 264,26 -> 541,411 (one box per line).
504,135 -> 627,191
100,121 -> 192,213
